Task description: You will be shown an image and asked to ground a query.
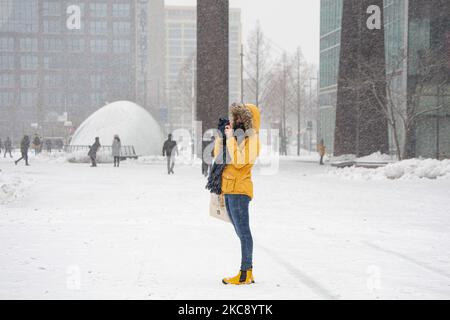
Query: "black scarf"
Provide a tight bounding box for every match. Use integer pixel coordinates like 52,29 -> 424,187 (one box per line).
205,118 -> 230,195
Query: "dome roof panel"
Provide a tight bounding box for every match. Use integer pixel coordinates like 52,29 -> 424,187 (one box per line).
70,101 -> 163,156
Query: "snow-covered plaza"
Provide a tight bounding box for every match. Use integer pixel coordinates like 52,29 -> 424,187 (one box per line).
1,152 -> 449,299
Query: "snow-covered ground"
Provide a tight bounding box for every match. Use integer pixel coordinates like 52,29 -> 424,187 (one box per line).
1,151 -> 449,299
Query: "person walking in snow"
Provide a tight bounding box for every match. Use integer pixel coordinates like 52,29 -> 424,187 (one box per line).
208,136 -> 216,176
0,137 -> 3,154
162,134 -> 178,174
317,139 -> 326,165
45,139 -> 52,153
112,135 -> 121,167
88,137 -> 101,167
4,137 -> 12,158
212,103 -> 261,286
33,134 -> 41,155
15,135 -> 30,166
201,137 -> 212,177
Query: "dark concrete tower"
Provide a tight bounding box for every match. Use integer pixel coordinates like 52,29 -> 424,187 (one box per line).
196,0 -> 229,136
334,0 -> 389,157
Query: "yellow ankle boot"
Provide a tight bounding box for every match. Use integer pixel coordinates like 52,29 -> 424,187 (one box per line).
222,269 -> 255,285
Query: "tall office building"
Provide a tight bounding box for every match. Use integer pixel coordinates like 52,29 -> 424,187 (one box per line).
164,5 -> 241,130
0,0 -> 138,141
334,0 -> 389,157
319,0 -> 450,159
135,0 -> 165,119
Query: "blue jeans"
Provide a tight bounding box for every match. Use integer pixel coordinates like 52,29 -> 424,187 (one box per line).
224,194 -> 253,271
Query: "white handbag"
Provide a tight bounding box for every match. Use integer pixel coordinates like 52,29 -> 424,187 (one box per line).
209,193 -> 231,223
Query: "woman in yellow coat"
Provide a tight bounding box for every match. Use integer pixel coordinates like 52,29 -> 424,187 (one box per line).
317,139 -> 326,165
214,103 -> 260,285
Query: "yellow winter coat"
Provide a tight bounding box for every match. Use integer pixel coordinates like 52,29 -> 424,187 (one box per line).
214,104 -> 261,200
317,143 -> 326,157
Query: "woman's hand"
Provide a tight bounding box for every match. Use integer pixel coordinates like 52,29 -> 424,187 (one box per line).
224,125 -> 233,138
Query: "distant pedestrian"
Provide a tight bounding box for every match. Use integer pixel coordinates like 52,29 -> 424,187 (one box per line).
88,137 -> 101,167
0,137 -> 3,154
317,139 -> 326,165
33,134 -> 41,155
208,136 -> 215,176
162,134 -> 178,174
201,139 -> 210,177
112,135 -> 121,167
45,139 -> 52,153
15,135 -> 30,166
4,137 -> 12,158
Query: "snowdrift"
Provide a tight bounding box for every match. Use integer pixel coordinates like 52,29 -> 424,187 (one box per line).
66,149 -> 114,164
327,158 -> 450,180
34,152 -> 67,164
0,173 -> 33,204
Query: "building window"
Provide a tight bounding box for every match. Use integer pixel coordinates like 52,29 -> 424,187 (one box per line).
20,55 -> 38,70
19,38 -> 38,52
90,21 -> 108,34
113,21 -> 131,34
90,3 -> 107,18
112,3 -> 130,17
90,75 -> 105,90
0,74 -> 14,88
0,55 -> 15,70
91,39 -> 108,53
67,38 -> 85,52
169,46 -> 182,56
91,92 -> 105,106
43,19 -> 61,33
43,56 -> 51,69
0,38 -> 14,51
44,74 -> 62,88
183,28 -> 196,39
0,92 -> 14,105
169,29 -> 182,39
43,38 -> 63,51
44,92 -> 62,107
43,1 -> 61,16
20,74 -> 38,88
1,0 -> 39,33
20,92 -> 37,108
113,39 -> 131,53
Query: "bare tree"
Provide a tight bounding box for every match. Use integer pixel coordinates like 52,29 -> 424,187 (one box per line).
244,21 -> 273,108
351,48 -> 448,160
403,49 -> 449,159
261,51 -> 316,155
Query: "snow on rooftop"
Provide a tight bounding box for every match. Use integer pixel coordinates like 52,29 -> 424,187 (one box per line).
70,101 -> 163,156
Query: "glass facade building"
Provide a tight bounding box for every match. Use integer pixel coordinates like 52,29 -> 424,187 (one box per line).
319,0 -> 450,158
0,0 -> 136,141
318,0 -> 343,154
407,0 -> 450,159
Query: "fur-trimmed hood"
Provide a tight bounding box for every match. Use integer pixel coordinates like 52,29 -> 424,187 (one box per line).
229,103 -> 260,133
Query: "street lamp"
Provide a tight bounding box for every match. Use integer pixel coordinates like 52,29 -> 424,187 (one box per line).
306,77 -> 318,153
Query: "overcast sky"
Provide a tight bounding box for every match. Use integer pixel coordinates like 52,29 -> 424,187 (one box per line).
165,0 -> 321,65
